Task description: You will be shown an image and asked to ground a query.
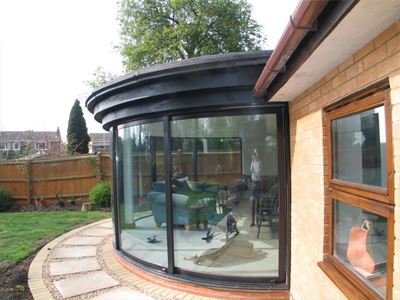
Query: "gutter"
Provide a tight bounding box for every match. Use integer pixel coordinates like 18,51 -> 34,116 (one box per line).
253,0 -> 329,98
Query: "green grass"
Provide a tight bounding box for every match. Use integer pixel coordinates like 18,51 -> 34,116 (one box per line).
0,211 -> 111,264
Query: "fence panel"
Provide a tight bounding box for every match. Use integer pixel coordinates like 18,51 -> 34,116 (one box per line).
0,154 -> 112,207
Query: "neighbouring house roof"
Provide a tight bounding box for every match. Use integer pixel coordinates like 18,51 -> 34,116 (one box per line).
254,0 -> 399,101
0,130 -> 61,143
89,133 -> 111,146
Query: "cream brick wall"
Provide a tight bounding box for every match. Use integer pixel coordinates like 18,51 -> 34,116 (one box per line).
289,21 -> 400,299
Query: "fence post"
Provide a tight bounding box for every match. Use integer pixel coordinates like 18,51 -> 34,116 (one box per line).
26,160 -> 32,206
97,153 -> 104,182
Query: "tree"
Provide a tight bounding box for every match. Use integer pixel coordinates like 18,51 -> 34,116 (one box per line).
119,0 -> 265,71
86,66 -> 118,89
67,100 -> 91,154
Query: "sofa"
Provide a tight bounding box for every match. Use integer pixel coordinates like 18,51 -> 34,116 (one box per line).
147,179 -> 220,229
147,192 -> 192,227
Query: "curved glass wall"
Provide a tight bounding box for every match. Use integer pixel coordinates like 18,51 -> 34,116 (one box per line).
171,113 -> 279,277
115,109 -> 285,283
116,121 -> 167,267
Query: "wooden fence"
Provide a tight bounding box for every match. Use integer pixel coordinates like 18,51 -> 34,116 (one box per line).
0,154 -> 112,208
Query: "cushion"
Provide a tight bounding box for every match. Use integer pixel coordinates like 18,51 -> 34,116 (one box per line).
150,193 -> 189,207
172,194 -> 189,207
203,183 -> 219,193
172,177 -> 190,193
187,181 -> 206,192
152,182 -> 166,192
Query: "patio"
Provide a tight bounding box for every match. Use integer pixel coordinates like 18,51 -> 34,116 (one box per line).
28,218 -> 286,299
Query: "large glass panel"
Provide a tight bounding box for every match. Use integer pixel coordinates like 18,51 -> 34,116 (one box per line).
334,200 -> 387,297
116,122 -> 167,267
171,114 -> 280,277
332,106 -> 387,187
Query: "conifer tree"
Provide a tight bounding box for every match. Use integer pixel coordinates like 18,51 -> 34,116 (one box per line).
67,100 -> 90,154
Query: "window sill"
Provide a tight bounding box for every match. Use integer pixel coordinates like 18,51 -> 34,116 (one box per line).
318,259 -> 384,300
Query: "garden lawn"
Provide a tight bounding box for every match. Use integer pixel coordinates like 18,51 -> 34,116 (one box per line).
0,211 -> 110,264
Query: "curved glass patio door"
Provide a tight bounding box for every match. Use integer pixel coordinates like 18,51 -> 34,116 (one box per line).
170,112 -> 284,279
116,121 -> 168,268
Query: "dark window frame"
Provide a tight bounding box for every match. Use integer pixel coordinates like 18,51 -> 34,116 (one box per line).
319,79 -> 394,300
111,104 -> 291,289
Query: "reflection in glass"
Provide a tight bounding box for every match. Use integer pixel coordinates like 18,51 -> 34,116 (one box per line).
171,114 -> 279,277
334,200 -> 387,296
332,106 -> 387,187
116,122 -> 167,267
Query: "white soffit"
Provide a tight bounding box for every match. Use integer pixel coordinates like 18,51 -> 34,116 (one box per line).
270,0 -> 400,102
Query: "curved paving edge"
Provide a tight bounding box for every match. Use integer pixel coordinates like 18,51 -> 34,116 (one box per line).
28,218 -> 112,300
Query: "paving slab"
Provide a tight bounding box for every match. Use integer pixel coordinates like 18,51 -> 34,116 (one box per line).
49,257 -> 101,276
52,246 -> 97,259
53,271 -> 119,298
89,286 -> 154,300
79,227 -> 112,237
63,236 -> 104,246
98,222 -> 113,229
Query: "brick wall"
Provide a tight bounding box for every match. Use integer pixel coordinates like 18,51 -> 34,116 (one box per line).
289,21 -> 400,299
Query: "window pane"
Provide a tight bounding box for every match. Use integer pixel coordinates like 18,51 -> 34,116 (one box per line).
171,114 -> 280,277
334,200 -> 387,296
116,122 -> 167,267
332,106 -> 386,187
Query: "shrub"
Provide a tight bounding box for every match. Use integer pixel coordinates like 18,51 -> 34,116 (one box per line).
0,187 -> 11,211
89,182 -> 111,207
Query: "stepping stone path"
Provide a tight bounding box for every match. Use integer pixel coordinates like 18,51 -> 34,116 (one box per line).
47,220 -> 127,299
29,219 -> 158,299
29,219 -> 217,300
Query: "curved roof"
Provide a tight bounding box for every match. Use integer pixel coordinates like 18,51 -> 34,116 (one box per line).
86,51 -> 271,130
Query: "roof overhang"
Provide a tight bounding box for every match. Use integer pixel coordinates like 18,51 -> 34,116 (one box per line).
255,0 -> 400,102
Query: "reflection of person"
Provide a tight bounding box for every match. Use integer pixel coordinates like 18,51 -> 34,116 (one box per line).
250,148 -> 262,226
215,163 -> 223,175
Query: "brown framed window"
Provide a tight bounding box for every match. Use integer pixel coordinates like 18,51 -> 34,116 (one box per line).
319,80 -> 394,300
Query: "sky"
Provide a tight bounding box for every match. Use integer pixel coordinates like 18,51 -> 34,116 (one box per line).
0,0 -> 299,140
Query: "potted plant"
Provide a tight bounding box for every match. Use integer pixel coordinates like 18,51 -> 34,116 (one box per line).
38,197 -> 46,208
68,198 -> 76,206
55,194 -> 64,208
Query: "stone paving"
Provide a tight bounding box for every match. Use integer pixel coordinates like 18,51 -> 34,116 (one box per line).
28,219 -> 219,300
